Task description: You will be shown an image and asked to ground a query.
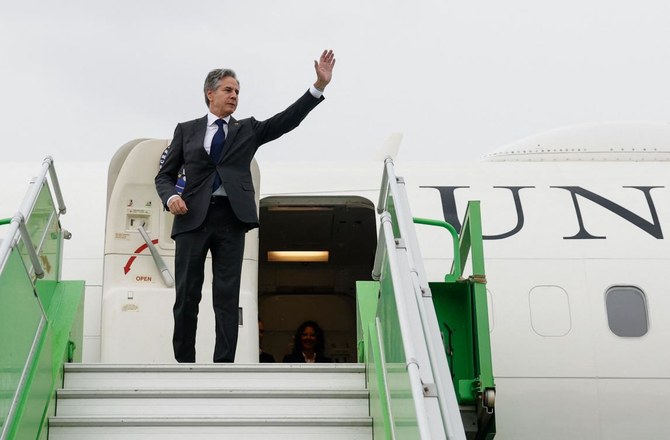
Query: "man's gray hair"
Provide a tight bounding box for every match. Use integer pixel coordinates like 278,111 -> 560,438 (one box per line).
203,69 -> 238,107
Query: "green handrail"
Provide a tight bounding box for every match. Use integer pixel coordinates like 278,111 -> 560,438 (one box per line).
413,216 -> 461,282
0,158 -> 84,440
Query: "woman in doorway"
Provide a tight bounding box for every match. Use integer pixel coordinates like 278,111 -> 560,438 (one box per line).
283,320 -> 332,363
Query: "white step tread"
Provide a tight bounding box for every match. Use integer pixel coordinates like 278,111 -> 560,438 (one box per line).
64,363 -> 365,372
64,363 -> 366,390
56,389 -> 369,417
57,389 -> 369,398
49,416 -> 373,440
50,415 -> 373,427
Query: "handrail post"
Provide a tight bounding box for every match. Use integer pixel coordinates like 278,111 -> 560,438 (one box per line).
371,219 -> 386,281
45,156 -> 67,215
15,213 -> 45,279
377,156 -> 393,214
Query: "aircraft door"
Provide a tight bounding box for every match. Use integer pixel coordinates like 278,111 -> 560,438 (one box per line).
100,139 -> 259,363
257,196 -> 377,363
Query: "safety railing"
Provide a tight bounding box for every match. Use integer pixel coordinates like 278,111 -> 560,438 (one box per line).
412,217 -> 461,282
0,156 -> 68,440
369,157 -> 466,439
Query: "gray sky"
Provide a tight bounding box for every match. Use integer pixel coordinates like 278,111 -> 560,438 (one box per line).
2,0 -> 670,164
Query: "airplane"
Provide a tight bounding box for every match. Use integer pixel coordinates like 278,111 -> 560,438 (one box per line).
1,120 -> 669,439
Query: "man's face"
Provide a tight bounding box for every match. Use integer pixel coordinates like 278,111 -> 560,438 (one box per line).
207,76 -> 239,117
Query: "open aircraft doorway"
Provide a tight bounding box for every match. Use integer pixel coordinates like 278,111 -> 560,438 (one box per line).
258,196 -> 376,363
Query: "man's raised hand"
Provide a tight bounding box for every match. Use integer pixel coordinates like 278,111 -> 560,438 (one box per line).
314,49 -> 336,90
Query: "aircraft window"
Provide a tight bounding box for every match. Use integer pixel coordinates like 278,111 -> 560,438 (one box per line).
605,286 -> 648,337
528,286 -> 571,337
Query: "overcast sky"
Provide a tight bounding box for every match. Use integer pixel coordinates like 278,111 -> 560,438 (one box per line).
2,0 -> 670,164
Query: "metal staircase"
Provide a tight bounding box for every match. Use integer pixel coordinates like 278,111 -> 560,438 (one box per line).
49,363 -> 371,439
356,157 -> 495,439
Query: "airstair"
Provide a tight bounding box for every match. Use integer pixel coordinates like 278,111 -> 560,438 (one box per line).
356,158 -> 496,439
1,157 -> 494,440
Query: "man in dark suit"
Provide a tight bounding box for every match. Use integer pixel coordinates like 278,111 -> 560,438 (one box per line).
155,50 -> 336,363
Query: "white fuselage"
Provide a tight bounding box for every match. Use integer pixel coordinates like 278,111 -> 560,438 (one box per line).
3,124 -> 668,439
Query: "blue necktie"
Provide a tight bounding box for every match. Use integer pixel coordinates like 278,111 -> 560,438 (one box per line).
211,119 -> 226,192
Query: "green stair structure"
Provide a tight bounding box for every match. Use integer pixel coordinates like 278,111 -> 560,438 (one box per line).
0,157 -> 84,440
356,158 -> 496,439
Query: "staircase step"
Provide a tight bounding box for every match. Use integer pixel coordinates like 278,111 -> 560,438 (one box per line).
64,363 -> 365,390
56,389 -> 369,417
54,363 -> 372,439
48,416 -> 373,440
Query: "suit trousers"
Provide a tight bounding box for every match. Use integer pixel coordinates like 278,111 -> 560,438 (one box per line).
172,196 -> 247,363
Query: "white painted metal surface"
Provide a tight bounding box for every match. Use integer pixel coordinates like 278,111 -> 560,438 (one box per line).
63,363 -> 366,390
49,417 -> 372,440
50,364 -> 371,439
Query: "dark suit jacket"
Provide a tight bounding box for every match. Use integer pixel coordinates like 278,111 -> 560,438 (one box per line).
156,90 -> 324,237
